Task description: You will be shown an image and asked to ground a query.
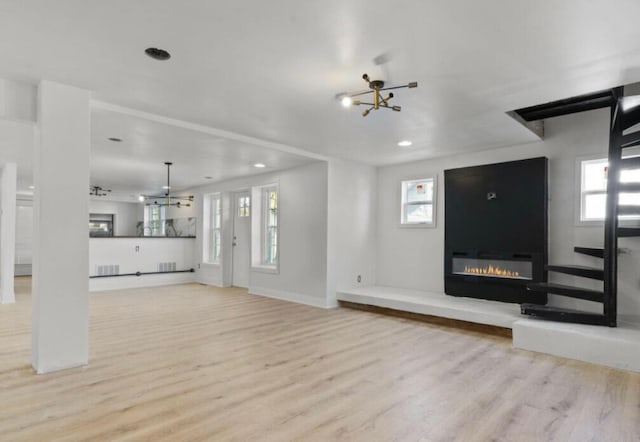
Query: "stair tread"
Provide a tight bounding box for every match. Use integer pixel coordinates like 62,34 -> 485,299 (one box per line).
527,282 -> 603,295
620,156 -> 640,170
619,227 -> 640,237
573,246 -> 604,258
622,106 -> 640,131
522,304 -> 601,314
527,282 -> 604,303
618,182 -> 640,192
546,264 -> 604,280
546,264 -> 603,271
521,304 -> 612,326
621,130 -> 640,148
618,204 -> 640,215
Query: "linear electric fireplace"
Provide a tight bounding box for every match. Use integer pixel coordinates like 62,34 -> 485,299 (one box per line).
444,158 -> 548,304
452,257 -> 533,280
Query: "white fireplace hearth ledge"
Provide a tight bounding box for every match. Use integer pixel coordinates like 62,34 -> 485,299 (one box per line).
337,286 -> 640,373
336,286 -> 521,329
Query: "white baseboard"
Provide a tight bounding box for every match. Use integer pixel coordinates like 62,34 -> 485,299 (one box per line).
33,360 -> 87,375
90,273 -> 197,291
250,286 -> 335,309
195,276 -> 223,287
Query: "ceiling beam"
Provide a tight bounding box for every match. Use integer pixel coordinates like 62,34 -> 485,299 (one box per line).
91,100 -> 329,162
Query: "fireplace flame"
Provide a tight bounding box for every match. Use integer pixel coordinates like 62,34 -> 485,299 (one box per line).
463,265 -> 520,278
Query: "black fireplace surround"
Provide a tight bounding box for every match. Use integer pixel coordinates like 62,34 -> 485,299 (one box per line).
444,157 -> 548,304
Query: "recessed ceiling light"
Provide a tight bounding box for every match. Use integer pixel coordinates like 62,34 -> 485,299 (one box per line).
397,140 -> 413,147
162,185 -> 171,189
138,195 -> 145,202
204,176 -> 213,180
253,163 -> 266,168
145,47 -> 171,61
28,185 -> 35,190
108,137 -> 123,142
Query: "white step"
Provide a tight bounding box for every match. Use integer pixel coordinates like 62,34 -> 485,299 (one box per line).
337,286 -> 521,329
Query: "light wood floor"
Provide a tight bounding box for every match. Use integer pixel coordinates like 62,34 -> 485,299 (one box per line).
0,278 -> 639,441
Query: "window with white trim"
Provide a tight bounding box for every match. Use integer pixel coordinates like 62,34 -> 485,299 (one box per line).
579,157 -> 640,222
237,195 -> 250,217
144,205 -> 165,236
251,183 -> 279,271
204,193 -> 222,263
263,186 -> 278,265
400,177 -> 436,226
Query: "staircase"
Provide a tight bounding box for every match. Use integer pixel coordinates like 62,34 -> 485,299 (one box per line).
514,86 -> 640,327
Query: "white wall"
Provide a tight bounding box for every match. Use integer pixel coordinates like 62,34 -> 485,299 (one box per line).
0,120 -> 35,192
0,162 -> 17,303
89,237 -> 196,291
89,199 -> 143,236
326,158 -> 377,306
192,161 -> 330,307
376,108 -> 640,324
0,78 -> 37,122
15,197 -> 33,275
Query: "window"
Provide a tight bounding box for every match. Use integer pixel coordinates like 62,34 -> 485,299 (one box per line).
263,187 -> 278,265
144,205 -> 165,236
251,183 -> 279,271
400,177 -> 436,226
579,157 -> 640,222
89,213 -> 114,237
204,193 -> 222,264
238,195 -> 250,217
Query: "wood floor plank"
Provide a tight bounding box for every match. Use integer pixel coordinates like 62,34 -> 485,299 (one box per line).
0,277 -> 638,441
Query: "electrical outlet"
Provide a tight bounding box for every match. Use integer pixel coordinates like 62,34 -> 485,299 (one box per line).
357,275 -> 362,283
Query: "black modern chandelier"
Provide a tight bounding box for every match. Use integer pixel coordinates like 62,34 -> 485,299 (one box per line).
340,73 -> 418,117
89,185 -> 111,197
141,162 -> 194,208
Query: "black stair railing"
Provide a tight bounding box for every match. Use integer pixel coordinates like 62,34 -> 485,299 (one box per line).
604,87 -> 624,327
515,85 -> 640,327
603,87 -> 624,327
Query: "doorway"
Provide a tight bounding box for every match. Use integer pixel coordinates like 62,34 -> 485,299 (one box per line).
231,190 -> 251,288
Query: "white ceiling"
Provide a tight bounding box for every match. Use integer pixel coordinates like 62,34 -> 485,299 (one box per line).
90,107 -> 317,199
2,0 -> 640,192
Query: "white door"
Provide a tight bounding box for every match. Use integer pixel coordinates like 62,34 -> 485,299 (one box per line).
232,191 -> 251,288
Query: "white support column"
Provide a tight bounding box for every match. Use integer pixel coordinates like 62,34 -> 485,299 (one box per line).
32,81 -> 90,374
0,162 -> 17,304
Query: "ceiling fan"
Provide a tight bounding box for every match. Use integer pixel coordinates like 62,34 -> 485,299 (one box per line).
339,73 -> 418,117
89,185 -> 111,197
141,162 -> 194,208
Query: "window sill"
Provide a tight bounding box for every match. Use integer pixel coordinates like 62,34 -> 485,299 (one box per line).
399,222 -> 437,229
575,219 -> 604,227
252,264 -> 279,274
576,218 -> 640,227
201,261 -> 221,267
